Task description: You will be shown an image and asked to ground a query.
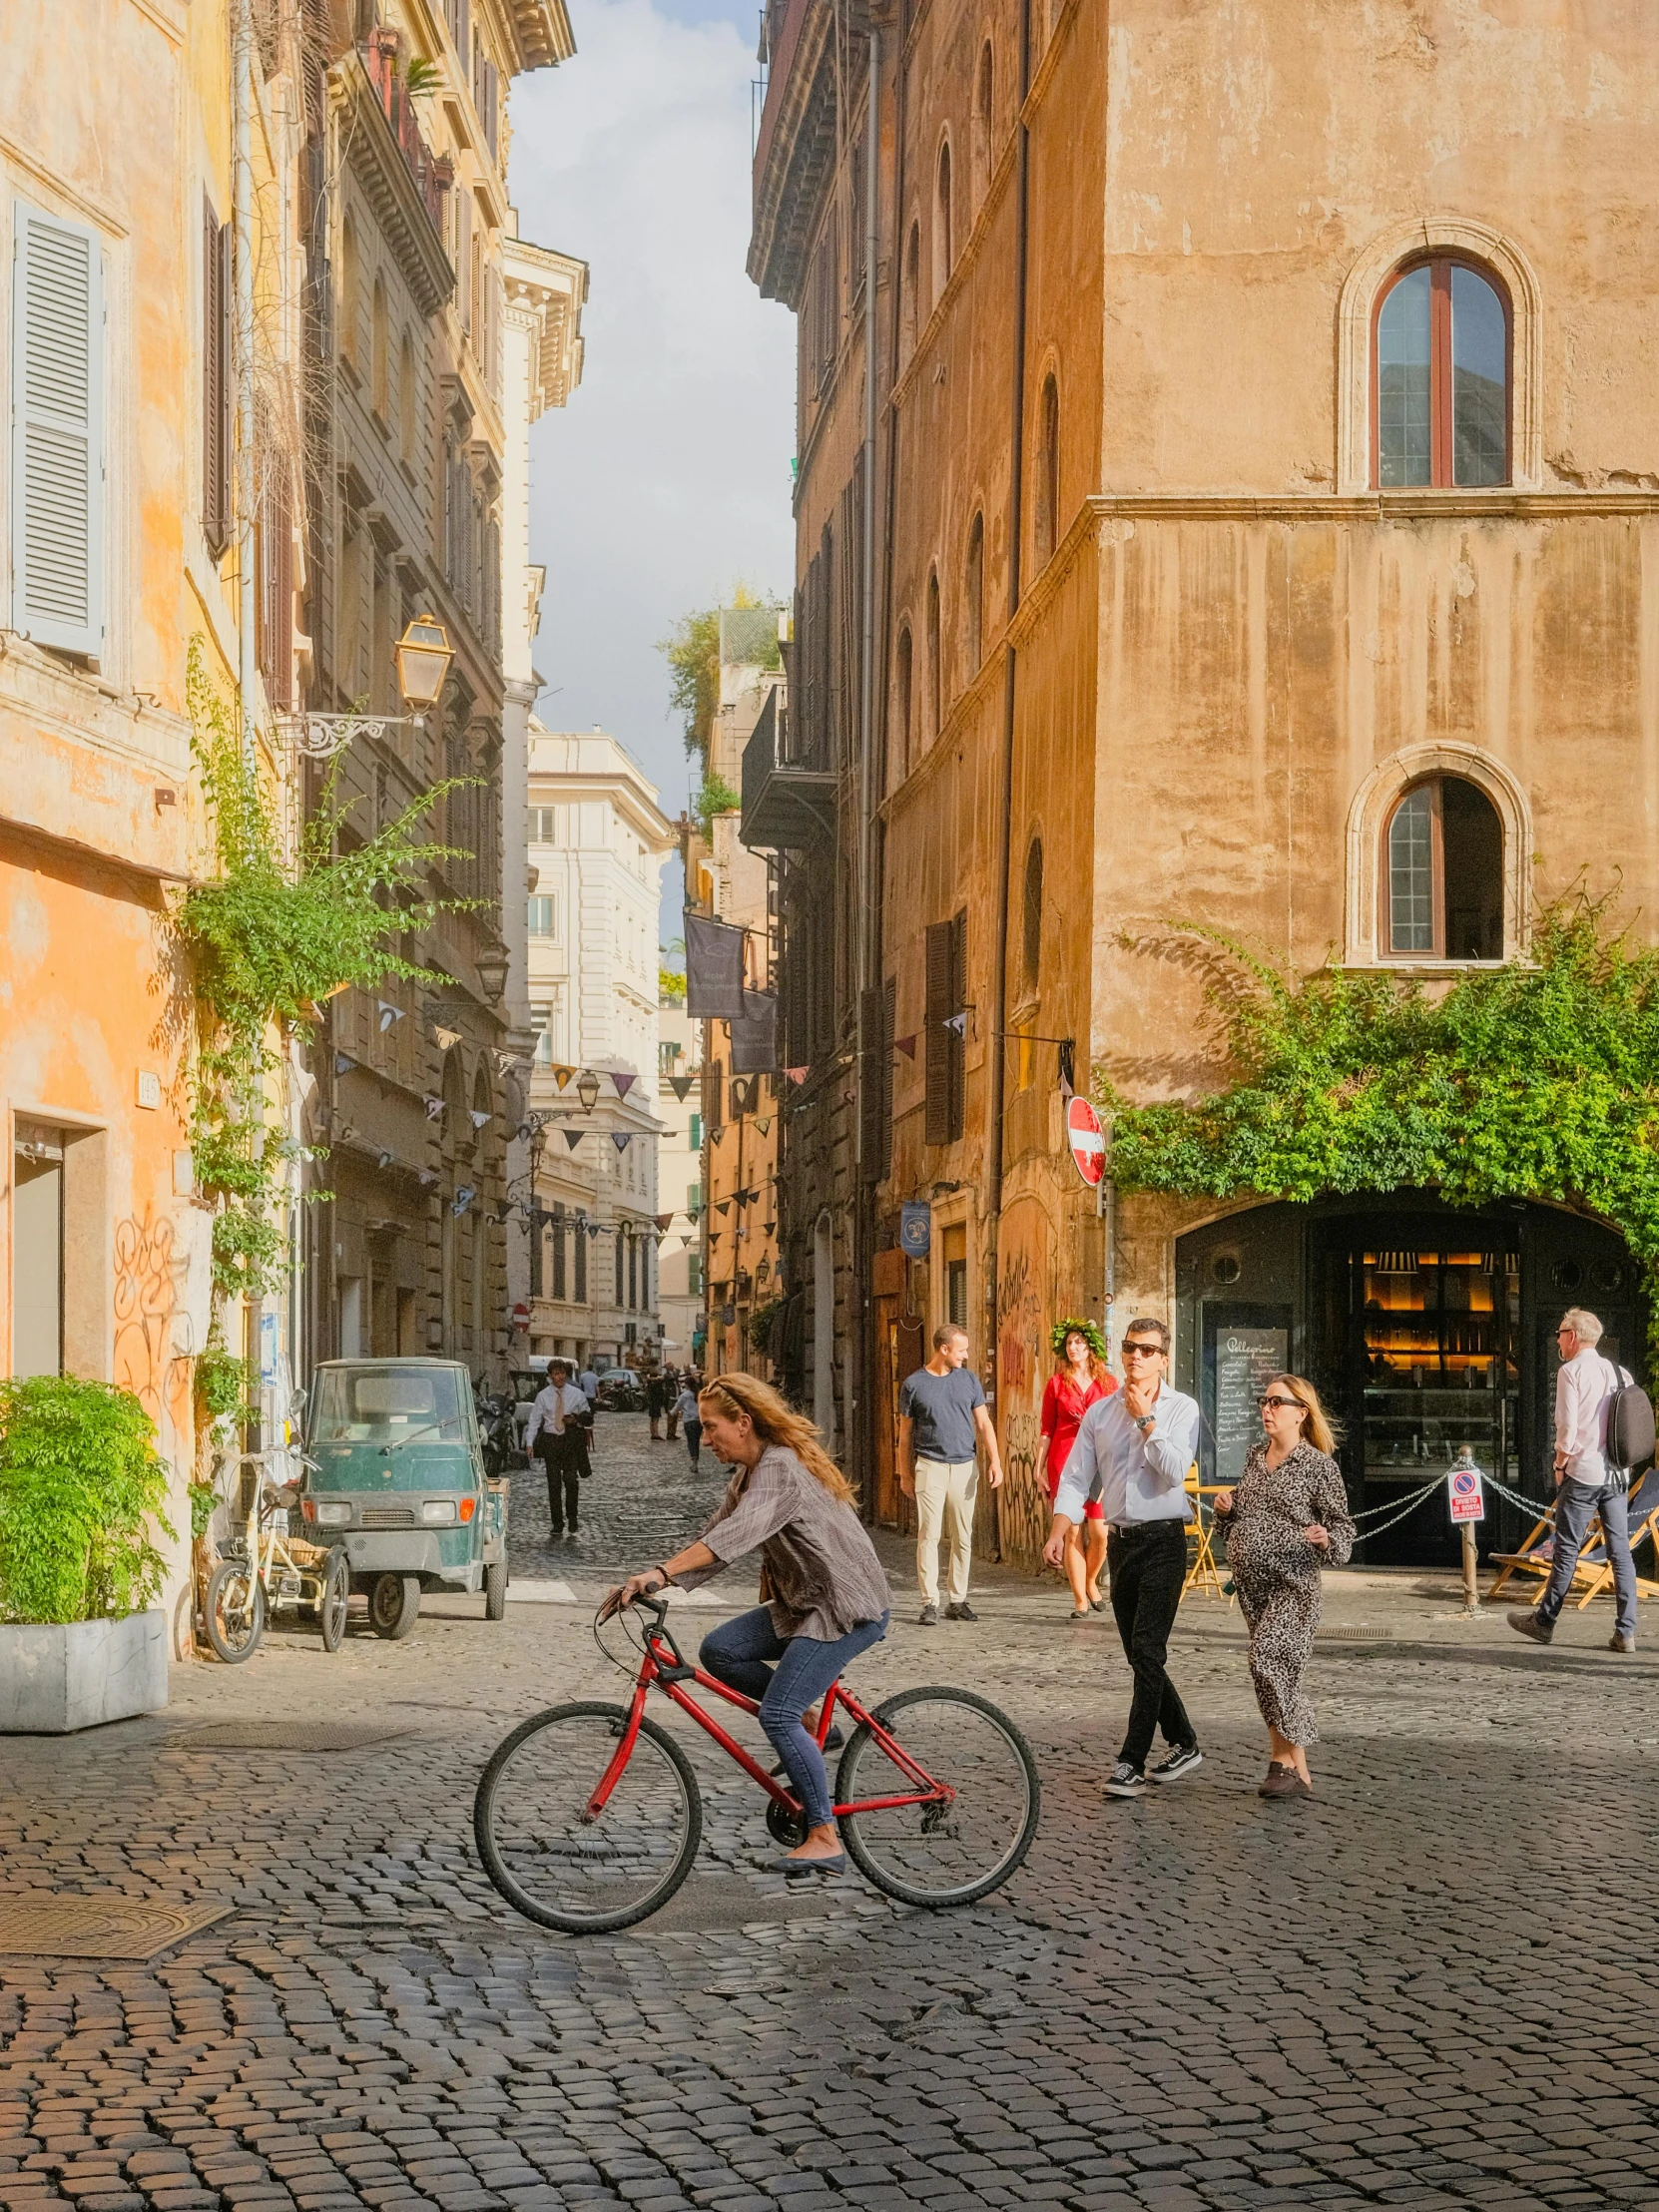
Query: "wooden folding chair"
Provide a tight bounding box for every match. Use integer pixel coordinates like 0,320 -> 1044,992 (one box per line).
1487,1504 -> 1557,1600
1182,1469 -> 1232,1602
1571,1467 -> 1659,1609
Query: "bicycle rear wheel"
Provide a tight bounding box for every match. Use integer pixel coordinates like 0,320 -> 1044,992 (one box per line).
836,1686 -> 1040,1908
474,1701 -> 702,1934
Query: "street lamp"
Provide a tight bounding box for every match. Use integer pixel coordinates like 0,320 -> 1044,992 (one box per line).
474,942 -> 509,1004
394,614 -> 454,708
576,1070 -> 600,1111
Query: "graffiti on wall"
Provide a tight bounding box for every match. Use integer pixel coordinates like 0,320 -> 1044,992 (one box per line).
113,1207 -> 193,1448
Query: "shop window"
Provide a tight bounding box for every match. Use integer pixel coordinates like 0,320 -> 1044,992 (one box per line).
1376,258 -> 1509,487
1384,777 -> 1503,959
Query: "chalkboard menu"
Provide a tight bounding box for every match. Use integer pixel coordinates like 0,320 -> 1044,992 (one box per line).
1208,1315 -> 1291,1485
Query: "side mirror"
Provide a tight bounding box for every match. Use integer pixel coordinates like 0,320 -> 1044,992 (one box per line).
288,1387 -> 307,1420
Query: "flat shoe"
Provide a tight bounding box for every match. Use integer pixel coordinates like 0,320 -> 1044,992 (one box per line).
1258,1763 -> 1305,1800
778,1852 -> 844,1879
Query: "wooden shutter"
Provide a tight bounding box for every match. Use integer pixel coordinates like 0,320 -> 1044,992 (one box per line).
258,452 -> 293,710
203,199 -> 231,553
948,911 -> 968,1140
11,204 -> 103,657
924,921 -> 952,1145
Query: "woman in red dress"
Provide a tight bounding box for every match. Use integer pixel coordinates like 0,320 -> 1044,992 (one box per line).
1036,1321 -> 1116,1616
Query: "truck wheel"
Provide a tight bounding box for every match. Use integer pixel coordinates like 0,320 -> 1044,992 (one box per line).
368,1572 -> 421,1640
484,1558 -> 507,1621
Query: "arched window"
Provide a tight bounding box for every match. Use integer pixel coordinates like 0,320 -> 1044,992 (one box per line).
925,569 -> 941,739
398,330 -> 416,462
1035,372 -> 1059,566
971,42 -> 993,212
371,276 -> 388,419
1384,777 -> 1503,959
1375,258 -> 1509,488
933,138 -> 952,303
894,623 -> 913,782
902,221 -> 920,357
1022,835 -> 1042,990
964,512 -> 984,673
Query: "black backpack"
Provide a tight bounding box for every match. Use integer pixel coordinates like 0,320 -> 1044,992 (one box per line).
1604,1363 -> 1656,1491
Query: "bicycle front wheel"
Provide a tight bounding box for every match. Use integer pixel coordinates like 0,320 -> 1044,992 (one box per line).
204,1559 -> 265,1663
473,1701 -> 702,1934
836,1686 -> 1040,1908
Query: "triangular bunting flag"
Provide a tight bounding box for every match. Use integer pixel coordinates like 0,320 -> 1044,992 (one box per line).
716,1200 -> 733,1216
378,1001 -> 404,1032
669,1075 -> 695,1102
377,1149 -> 394,1169
334,1053 -> 357,1077
586,1222 -> 602,1240
612,1133 -> 631,1153
564,1130 -> 585,1150
451,1184 -> 475,1217
895,1034 -> 918,1059
764,1221 -> 776,1237
655,1214 -> 673,1231
552,1065 -> 575,1090
943,1011 -> 967,1036
785,1066 -> 808,1085
754,1118 -> 771,1136
469,1109 -> 491,1130
424,1095 -> 444,1119
493,1050 -> 518,1076
433,1025 -> 462,1050
612,1071 -> 637,1100
418,1169 -> 437,1187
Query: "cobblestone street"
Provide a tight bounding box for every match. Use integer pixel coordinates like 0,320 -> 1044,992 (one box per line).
3,1416 -> 1657,2212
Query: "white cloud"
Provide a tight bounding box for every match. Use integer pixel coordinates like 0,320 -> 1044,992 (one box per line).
509,0 -> 797,827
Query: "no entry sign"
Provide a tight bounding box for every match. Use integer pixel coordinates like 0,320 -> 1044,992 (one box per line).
1447,1463 -> 1485,1522
1066,1096 -> 1106,1189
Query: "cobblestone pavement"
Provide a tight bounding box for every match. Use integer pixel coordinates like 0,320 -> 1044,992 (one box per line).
4,1416 -> 1658,2212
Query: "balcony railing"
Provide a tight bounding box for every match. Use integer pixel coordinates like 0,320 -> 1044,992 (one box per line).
362,33 -> 448,240
740,686 -> 835,851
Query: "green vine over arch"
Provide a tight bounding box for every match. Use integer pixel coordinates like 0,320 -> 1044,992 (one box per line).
1098,903 -> 1659,1353
175,641 -> 477,1305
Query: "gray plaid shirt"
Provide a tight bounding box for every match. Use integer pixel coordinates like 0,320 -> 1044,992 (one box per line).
677,1444 -> 891,1640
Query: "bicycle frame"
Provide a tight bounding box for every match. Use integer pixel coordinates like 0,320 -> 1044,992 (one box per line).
586,1609 -> 954,1828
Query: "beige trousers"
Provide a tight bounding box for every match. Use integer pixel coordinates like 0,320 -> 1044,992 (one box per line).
914,1456 -> 977,1607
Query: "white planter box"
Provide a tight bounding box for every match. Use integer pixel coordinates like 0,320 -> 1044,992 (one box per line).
0,1610 -> 168,1734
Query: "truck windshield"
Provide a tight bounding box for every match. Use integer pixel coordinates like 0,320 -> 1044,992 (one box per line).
311,1368 -> 466,1442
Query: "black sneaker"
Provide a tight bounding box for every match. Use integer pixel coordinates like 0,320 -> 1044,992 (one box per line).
1104,1760 -> 1148,1799
944,1601 -> 978,1622
918,1603 -> 939,1626
1508,1609 -> 1553,1645
1150,1744 -> 1204,1785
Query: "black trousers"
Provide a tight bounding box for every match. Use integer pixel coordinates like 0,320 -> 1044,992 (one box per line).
1107,1519 -> 1196,1770
537,1431 -> 587,1533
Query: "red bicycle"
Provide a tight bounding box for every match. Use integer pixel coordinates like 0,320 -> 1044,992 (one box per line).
473,1593 -> 1041,1933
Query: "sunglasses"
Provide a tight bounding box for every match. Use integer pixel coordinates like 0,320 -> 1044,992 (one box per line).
1122,1342 -> 1164,1359
1259,1394 -> 1301,1410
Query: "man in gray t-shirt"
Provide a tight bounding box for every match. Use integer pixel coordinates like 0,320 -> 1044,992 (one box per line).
897,1326 -> 1003,1626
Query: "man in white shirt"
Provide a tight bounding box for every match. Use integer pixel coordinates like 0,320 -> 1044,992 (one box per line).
1510,1308 -> 1638,1652
526,1360 -> 593,1539
1043,1316 -> 1204,1797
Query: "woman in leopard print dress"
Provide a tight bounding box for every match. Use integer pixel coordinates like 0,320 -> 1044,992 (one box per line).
1212,1375 -> 1354,1800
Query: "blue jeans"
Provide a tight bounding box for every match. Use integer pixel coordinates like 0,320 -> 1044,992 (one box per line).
1538,1479 -> 1638,1639
699,1605 -> 889,1829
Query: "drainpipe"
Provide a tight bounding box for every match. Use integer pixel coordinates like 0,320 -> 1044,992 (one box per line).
852,32 -> 880,1496
233,0 -> 258,759
982,0 -> 1032,1443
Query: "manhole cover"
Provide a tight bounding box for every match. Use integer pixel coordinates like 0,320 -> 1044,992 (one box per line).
0,1897 -> 233,1959
174,1721 -> 410,1751
1316,1625 -> 1396,1641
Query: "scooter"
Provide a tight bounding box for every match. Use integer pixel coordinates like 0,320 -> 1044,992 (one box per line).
476,1383 -> 519,1481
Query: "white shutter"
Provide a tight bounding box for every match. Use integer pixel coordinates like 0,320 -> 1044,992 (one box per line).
11,203 -> 103,657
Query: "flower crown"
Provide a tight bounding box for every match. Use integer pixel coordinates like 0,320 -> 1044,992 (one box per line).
1049,1316 -> 1108,1362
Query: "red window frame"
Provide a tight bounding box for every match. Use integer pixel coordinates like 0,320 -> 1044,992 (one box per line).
1371,257 -> 1512,490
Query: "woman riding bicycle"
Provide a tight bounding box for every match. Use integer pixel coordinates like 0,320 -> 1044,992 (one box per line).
606,1373 -> 890,1879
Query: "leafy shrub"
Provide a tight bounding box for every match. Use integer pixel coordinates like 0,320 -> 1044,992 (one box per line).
0,1378 -> 174,1625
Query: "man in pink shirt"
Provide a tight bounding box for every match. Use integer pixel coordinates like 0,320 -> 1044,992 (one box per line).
1510,1307 -> 1639,1653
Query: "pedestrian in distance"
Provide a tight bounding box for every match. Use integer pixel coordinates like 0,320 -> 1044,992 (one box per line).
1510,1307 -> 1641,1653
678,1373 -> 704,1468
1043,1316 -> 1203,1797
646,1370 -> 667,1441
898,1324 -> 1004,1626
578,1362 -> 600,1411
525,1359 -> 594,1541
1210,1375 -> 1355,1799
604,1372 -> 890,1879
1037,1320 -> 1116,1617
666,1368 -> 683,1440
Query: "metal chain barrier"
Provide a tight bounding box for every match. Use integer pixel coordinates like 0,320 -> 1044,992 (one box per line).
1347,1476 -> 1442,1523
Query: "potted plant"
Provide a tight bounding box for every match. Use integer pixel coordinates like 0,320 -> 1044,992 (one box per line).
0,1377 -> 173,1732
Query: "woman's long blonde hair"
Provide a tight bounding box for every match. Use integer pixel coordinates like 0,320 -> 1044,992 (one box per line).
697,1372 -> 857,1505
1270,1373 -> 1341,1457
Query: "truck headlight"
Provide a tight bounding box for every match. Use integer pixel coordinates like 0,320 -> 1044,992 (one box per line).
309,1499 -> 352,1527
418,1499 -> 457,1525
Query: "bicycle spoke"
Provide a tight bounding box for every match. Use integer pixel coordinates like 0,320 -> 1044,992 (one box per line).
475,1704 -> 701,1933
838,1689 -> 1039,1908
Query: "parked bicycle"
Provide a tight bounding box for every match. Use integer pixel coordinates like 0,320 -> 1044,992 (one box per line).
473,1591 -> 1041,1934
202,1449 -> 349,1663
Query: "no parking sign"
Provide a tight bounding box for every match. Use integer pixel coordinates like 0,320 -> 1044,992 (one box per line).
1447,1459 -> 1485,1522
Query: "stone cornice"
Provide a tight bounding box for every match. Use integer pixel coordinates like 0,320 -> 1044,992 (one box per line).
332,50 -> 454,319
1084,488 -> 1659,523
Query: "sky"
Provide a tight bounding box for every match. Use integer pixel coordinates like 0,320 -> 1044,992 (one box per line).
507,0 -> 797,938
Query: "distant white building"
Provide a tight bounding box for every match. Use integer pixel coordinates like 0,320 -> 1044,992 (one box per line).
524,722 -> 675,1369
655,999 -> 703,1370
